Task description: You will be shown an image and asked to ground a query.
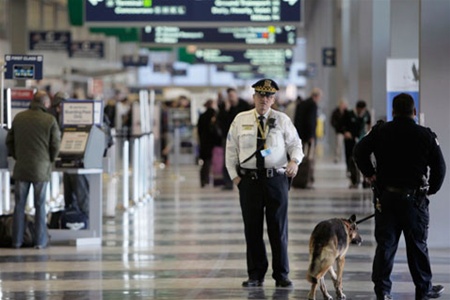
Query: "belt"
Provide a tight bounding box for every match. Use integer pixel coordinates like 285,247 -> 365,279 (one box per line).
239,167 -> 286,179
385,186 -> 416,195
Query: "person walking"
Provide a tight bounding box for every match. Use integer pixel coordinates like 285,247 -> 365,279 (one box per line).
330,98 -> 348,163
293,87 -> 322,188
197,99 -> 221,187
342,100 -> 371,188
6,90 -> 61,249
354,93 -> 446,300
218,87 -> 251,190
225,79 -> 303,288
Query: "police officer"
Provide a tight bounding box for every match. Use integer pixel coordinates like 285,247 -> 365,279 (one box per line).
225,79 -> 303,288
354,93 -> 446,300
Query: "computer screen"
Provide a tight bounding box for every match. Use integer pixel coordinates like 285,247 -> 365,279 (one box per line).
59,131 -> 89,154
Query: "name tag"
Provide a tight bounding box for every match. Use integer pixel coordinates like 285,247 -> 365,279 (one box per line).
242,124 -> 253,131
260,148 -> 272,157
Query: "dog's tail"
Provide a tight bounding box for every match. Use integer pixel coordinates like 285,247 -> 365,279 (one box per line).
306,243 -> 335,284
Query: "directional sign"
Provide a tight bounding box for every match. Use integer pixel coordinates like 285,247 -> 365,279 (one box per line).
194,49 -> 293,65
85,0 -> 302,26
122,55 -> 149,67
29,31 -> 71,52
218,64 -> 289,80
4,55 -> 43,80
141,26 -> 296,46
70,41 -> 104,59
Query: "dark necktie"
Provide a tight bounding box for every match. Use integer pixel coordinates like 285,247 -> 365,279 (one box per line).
256,115 -> 265,170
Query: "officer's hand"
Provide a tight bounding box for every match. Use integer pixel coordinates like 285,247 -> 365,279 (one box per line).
366,175 -> 377,184
286,161 -> 299,178
233,177 -> 241,186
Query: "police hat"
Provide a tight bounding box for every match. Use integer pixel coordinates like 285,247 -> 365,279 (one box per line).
252,79 -> 279,96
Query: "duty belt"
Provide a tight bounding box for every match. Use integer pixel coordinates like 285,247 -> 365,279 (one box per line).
238,167 -> 286,179
385,186 -> 416,195
385,186 -> 428,197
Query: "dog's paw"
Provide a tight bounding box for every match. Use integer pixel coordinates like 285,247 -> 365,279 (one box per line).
336,293 -> 346,300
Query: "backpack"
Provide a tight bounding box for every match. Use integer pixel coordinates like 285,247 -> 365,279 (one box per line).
0,214 -> 36,247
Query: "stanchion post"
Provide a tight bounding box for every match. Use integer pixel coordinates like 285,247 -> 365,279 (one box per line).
121,140 -> 129,210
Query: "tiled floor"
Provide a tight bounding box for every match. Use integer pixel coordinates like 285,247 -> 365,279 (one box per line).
0,159 -> 449,299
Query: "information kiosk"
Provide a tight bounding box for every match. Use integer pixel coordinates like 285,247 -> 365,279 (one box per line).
51,100 -> 105,246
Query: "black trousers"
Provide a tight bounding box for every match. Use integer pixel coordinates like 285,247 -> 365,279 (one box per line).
372,190 -> 432,299
344,138 -> 360,185
200,157 -> 212,186
63,173 -> 90,215
238,174 -> 290,282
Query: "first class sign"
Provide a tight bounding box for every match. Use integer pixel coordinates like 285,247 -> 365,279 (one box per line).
4,55 -> 43,80
85,0 -> 301,25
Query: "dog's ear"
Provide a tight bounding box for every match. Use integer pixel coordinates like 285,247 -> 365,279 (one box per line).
349,214 -> 356,223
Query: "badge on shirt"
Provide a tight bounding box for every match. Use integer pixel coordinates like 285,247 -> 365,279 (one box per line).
242,124 -> 253,131
260,148 -> 272,157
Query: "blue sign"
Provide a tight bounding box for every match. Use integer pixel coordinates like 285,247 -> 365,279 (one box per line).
4,55 -> 43,80
29,31 -> 71,52
70,41 -> 105,59
85,0 -> 301,25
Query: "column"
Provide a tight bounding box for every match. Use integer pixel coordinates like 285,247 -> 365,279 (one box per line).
419,0 -> 450,247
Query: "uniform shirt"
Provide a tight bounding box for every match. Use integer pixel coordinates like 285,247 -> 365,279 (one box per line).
225,108 -> 304,180
354,117 -> 446,195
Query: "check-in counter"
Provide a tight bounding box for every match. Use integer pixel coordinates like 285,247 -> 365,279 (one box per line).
51,125 -> 105,246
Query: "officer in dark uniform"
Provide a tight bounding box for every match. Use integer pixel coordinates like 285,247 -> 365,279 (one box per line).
354,93 -> 446,300
225,79 -> 303,288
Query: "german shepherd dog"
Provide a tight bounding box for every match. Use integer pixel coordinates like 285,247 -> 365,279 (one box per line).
306,214 -> 362,300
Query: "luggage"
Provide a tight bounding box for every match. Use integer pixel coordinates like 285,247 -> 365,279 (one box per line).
211,146 -> 224,186
292,142 -> 315,189
61,208 -> 89,230
0,214 -> 36,247
49,208 -> 89,230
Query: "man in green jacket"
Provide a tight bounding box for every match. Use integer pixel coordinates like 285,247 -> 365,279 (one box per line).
6,90 -> 61,249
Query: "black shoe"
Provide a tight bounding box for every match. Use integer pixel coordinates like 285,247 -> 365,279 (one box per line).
242,279 -> 263,287
377,295 -> 393,300
275,279 -> 293,288
421,285 -> 445,299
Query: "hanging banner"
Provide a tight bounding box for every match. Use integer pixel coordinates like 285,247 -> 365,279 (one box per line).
386,58 -> 419,121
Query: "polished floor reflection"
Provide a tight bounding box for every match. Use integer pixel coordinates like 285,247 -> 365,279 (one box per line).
0,159 -> 449,299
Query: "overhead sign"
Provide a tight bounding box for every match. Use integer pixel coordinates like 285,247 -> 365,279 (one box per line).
70,41 -> 105,59
322,47 -> 336,67
218,65 -> 289,79
194,49 -> 293,65
29,31 -> 71,52
122,55 -> 149,67
4,55 -> 43,80
141,26 -> 296,46
85,0 -> 302,25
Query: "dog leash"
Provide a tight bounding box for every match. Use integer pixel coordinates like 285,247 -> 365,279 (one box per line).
355,213 -> 375,224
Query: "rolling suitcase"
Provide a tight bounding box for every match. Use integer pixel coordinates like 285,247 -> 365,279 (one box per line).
292,142 -> 315,189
